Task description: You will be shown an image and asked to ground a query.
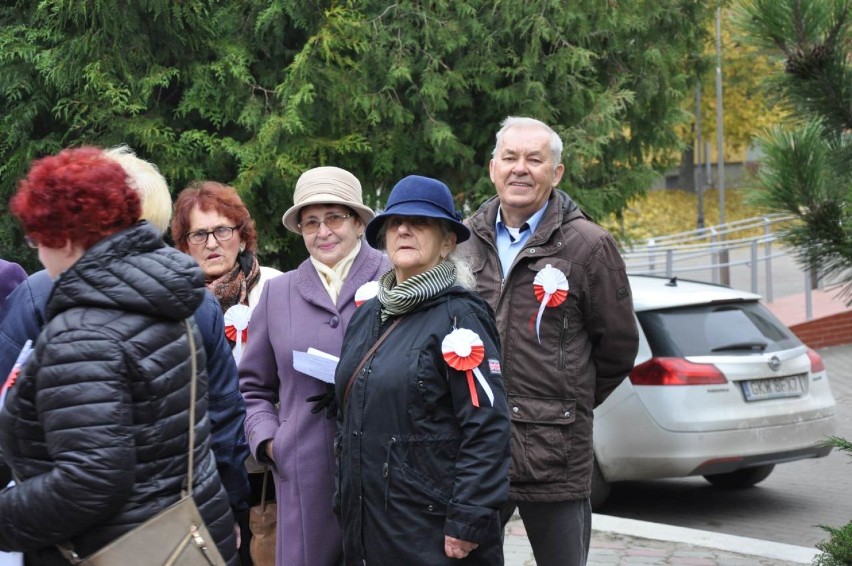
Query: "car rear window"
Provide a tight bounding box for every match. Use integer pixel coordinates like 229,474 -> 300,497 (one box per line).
637,300 -> 802,357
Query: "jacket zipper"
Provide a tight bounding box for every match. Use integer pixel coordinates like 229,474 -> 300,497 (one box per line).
558,314 -> 569,369
382,436 -> 396,510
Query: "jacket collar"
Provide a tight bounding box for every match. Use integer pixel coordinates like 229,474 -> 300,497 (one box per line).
296,243 -> 386,311
469,189 -> 585,246
47,222 -> 205,321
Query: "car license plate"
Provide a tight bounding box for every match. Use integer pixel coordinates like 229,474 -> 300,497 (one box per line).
742,374 -> 805,402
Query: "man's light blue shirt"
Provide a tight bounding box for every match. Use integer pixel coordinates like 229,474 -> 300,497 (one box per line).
496,201 -> 549,278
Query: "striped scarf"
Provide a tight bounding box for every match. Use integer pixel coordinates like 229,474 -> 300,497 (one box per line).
377,260 -> 456,322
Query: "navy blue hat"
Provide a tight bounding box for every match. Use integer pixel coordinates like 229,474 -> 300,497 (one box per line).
366,175 -> 470,248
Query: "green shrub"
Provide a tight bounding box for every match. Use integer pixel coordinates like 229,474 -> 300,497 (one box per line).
813,437 -> 852,566
814,522 -> 852,566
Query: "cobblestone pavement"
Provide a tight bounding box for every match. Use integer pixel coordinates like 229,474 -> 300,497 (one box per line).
584,530 -> 807,566
504,514 -> 817,566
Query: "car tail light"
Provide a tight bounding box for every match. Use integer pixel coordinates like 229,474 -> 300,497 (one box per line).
629,357 -> 728,386
806,348 -> 825,373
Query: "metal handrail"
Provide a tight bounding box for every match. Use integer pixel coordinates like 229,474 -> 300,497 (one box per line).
626,213 -> 794,250
623,213 -> 818,320
623,232 -> 779,257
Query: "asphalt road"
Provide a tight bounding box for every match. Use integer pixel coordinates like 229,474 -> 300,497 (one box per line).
596,343 -> 852,548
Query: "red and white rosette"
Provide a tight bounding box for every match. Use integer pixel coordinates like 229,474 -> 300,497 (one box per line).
532,264 -> 569,344
441,328 -> 494,408
354,280 -> 379,307
224,304 -> 251,364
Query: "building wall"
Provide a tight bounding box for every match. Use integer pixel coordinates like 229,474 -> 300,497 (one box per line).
651,161 -> 756,191
790,310 -> 852,349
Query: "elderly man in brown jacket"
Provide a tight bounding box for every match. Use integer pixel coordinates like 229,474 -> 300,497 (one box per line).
458,116 -> 639,566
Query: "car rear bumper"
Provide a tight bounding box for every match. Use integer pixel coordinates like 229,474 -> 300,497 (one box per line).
688,444 -> 833,476
594,410 -> 837,482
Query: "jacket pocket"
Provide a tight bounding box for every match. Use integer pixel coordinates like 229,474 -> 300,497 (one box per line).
385,435 -> 456,508
268,421 -> 287,481
508,394 -> 576,482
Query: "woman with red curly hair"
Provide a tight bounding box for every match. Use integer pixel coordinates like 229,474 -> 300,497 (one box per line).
0,147 -> 238,565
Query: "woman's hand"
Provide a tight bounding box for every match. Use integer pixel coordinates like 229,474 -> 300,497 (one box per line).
444,536 -> 479,559
264,440 -> 274,462
306,383 -> 337,419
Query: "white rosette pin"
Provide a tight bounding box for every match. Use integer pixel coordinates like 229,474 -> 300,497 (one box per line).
354,280 -> 379,307
441,328 -> 494,408
532,264 -> 569,345
224,303 -> 252,364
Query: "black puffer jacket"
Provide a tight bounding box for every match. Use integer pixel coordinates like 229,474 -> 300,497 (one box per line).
335,285 -> 510,565
0,223 -> 237,565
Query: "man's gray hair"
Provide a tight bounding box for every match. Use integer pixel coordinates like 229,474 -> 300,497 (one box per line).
492,116 -> 563,168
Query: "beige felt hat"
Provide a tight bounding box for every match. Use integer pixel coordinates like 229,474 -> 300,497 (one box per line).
282,166 -> 375,234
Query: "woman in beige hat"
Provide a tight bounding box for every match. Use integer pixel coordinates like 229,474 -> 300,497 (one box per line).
238,166 -> 390,566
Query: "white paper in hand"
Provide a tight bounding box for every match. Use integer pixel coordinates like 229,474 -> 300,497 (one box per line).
293,349 -> 339,384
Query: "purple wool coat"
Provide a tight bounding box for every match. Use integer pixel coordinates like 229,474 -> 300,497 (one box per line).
239,243 -> 389,566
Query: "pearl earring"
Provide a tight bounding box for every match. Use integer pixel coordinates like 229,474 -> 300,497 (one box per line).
239,244 -> 245,252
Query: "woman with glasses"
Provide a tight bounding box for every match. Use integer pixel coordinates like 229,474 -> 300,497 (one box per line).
171,180 -> 281,566
172,181 -> 282,364
238,166 -> 389,566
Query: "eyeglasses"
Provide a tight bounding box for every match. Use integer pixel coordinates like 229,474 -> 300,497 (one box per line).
185,226 -> 240,246
24,235 -> 39,249
297,213 -> 352,235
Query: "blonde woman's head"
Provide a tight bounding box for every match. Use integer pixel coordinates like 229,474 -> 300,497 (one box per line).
104,145 -> 172,234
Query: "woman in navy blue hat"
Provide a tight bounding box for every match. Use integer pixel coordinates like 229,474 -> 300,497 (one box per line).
334,175 -> 511,565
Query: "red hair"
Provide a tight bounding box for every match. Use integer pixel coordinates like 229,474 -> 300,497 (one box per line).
10,147 -> 141,249
171,181 -> 257,253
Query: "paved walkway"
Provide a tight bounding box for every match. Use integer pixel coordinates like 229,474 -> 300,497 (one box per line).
764,285 -> 851,327
504,512 -> 819,565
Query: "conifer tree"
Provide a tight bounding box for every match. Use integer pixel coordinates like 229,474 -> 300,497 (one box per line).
733,0 -> 852,302
1,1 -> 713,270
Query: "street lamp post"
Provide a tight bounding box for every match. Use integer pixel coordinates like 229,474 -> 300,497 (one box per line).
695,80 -> 705,230
715,5 -> 730,285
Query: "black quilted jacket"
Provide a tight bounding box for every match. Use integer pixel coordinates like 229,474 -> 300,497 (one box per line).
0,222 -> 237,565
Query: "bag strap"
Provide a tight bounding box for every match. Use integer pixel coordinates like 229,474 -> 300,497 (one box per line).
184,318 -> 198,496
259,468 -> 271,513
341,317 -> 403,415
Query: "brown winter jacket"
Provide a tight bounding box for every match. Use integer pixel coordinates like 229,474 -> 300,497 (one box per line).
458,190 -> 639,501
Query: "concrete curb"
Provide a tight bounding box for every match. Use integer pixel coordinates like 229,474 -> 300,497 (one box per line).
593,513 -> 820,564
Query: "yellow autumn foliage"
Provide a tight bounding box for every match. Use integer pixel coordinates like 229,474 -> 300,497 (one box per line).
601,188 -> 770,243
